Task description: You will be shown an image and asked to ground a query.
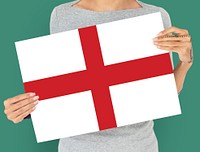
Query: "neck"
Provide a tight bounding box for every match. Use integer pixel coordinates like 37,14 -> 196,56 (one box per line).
94,0 -> 136,6
76,0 -> 142,12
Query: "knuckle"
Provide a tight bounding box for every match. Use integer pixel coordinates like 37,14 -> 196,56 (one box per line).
188,36 -> 192,42
4,109 -> 8,114
7,115 -> 13,120
4,99 -> 9,106
13,120 -> 18,124
184,29 -> 189,34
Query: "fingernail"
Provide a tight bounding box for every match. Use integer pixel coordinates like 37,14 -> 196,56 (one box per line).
34,100 -> 39,104
29,92 -> 36,97
33,96 -> 39,100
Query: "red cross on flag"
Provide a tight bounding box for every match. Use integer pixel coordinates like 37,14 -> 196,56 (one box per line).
15,12 -> 181,143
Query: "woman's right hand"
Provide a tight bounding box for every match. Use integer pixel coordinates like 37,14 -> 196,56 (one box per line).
4,93 -> 39,123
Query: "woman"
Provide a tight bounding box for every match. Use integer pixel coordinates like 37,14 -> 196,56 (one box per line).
4,0 -> 193,151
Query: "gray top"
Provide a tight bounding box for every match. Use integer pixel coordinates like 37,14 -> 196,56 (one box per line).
50,0 -> 173,151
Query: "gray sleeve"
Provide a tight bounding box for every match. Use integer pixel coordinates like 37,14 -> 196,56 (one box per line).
50,7 -> 59,34
159,7 -> 174,69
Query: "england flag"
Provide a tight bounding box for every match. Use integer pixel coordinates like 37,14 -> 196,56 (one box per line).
15,12 -> 181,143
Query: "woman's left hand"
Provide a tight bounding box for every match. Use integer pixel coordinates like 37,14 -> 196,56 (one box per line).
153,26 -> 193,63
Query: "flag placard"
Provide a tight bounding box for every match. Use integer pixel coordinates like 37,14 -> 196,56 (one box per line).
15,12 -> 181,143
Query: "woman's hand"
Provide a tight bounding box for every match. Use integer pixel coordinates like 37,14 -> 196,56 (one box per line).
4,93 -> 39,123
153,26 -> 193,64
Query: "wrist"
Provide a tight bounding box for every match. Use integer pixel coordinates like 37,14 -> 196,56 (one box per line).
178,60 -> 192,72
179,47 -> 193,65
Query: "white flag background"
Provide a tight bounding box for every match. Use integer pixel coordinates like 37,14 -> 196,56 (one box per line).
15,12 -> 181,143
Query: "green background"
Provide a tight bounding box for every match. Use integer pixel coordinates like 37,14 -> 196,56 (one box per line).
0,0 -> 199,151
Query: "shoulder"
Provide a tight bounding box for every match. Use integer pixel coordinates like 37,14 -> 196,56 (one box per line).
50,1 -> 77,34
51,1 -> 75,16
138,1 -> 172,29
139,0 -> 170,15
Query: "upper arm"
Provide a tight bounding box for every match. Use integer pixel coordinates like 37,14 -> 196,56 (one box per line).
49,7 -> 59,34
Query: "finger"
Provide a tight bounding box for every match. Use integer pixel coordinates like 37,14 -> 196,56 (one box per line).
8,100 -> 38,120
12,107 -> 36,124
5,96 -> 39,115
6,92 -> 36,105
153,35 -> 191,42
154,41 -> 190,47
157,26 -> 189,36
156,45 -> 180,53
